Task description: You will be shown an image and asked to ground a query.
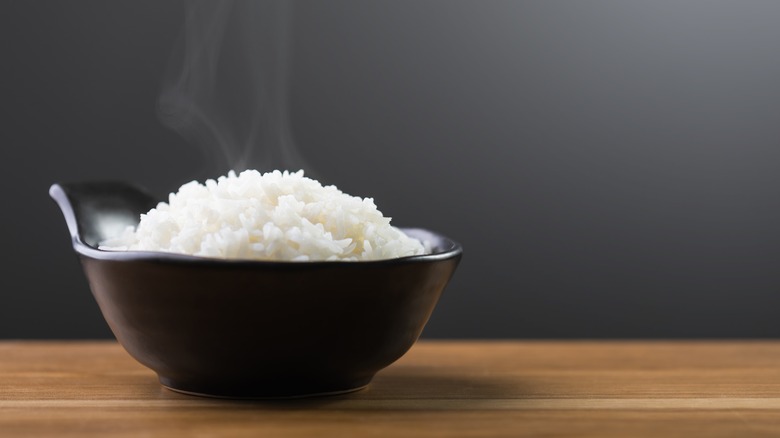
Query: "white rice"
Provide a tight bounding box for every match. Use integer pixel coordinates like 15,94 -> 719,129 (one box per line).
99,170 -> 427,261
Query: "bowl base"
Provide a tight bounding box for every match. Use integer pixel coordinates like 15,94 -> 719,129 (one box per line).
158,376 -> 372,400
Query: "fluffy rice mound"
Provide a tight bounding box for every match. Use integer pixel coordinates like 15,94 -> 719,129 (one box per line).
99,170 -> 426,261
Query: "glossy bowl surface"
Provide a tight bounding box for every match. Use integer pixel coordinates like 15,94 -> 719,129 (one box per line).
50,182 -> 462,398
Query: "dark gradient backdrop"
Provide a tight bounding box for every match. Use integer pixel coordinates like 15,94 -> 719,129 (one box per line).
2,0 -> 779,338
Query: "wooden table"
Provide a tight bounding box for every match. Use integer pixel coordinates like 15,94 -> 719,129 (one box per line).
2,341 -> 780,437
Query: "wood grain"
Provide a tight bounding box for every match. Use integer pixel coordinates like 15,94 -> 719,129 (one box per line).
2,341 -> 780,437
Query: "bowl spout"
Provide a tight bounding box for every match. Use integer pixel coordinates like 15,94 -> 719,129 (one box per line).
49,182 -> 157,248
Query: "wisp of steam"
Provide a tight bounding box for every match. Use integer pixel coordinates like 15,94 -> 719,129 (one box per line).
158,0 -> 311,174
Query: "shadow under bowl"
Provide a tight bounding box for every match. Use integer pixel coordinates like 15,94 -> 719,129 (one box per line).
50,181 -> 462,398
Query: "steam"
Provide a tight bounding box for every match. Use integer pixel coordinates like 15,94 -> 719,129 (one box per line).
158,0 -> 311,173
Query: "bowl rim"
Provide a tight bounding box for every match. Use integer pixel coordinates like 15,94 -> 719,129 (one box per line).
73,228 -> 462,267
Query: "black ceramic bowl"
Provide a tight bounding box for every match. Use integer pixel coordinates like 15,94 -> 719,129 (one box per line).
50,182 -> 461,398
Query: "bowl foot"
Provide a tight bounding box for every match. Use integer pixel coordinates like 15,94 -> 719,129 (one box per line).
158,376 -> 372,400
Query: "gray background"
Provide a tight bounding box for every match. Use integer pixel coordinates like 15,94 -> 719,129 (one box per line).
2,0 -> 779,339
